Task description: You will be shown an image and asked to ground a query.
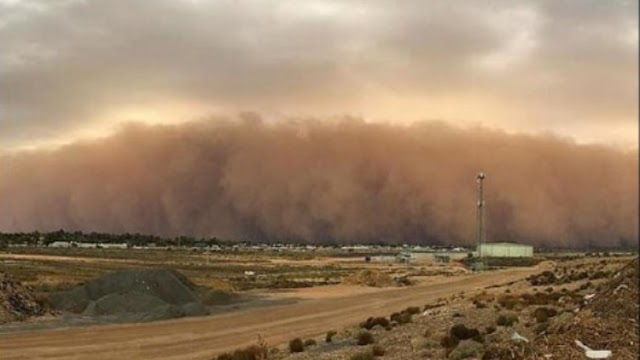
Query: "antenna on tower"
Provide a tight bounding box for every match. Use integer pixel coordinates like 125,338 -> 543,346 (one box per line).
476,171 -> 486,259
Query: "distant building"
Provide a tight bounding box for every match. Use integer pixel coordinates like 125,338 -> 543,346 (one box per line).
477,242 -> 533,258
100,243 -> 128,249
396,250 -> 466,264
76,242 -> 97,248
370,255 -> 397,263
49,241 -> 72,248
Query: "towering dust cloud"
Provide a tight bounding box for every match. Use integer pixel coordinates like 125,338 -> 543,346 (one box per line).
0,118 -> 637,248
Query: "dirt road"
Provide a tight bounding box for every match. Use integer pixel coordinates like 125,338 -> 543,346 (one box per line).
0,264 -> 547,360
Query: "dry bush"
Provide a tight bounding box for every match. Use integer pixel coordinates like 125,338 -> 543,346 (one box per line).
215,335 -> 268,360
449,324 -> 481,341
497,295 -> 519,310
533,307 -> 558,323
216,345 -> 267,360
349,351 -> 375,360
303,339 -> 316,347
325,330 -> 337,343
390,311 -> 412,324
288,338 -> 304,353
360,316 -> 390,330
440,335 -> 460,349
372,345 -> 386,356
448,340 -> 484,360
356,331 -> 375,345
404,306 -> 421,315
496,313 -> 519,327
473,299 -> 487,308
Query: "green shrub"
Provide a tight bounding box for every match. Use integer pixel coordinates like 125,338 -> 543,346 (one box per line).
325,330 -> 337,343
372,345 -> 386,356
496,313 -> 518,327
356,331 -> 375,345
288,338 -> 304,353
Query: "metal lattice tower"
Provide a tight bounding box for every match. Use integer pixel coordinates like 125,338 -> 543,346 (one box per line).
476,171 -> 486,258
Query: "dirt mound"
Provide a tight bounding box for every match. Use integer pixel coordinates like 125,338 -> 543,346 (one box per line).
343,269 -> 396,287
0,273 -> 46,323
525,257 -> 639,359
49,268 -> 209,322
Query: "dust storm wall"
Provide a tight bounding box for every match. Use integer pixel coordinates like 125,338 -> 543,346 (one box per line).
0,118 -> 636,248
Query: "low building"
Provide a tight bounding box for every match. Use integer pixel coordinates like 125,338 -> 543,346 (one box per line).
100,243 -> 128,249
49,241 -> 72,248
370,255 -> 397,263
477,242 -> 533,258
397,250 -> 466,264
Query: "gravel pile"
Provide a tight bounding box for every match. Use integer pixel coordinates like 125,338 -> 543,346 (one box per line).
49,268 -> 209,322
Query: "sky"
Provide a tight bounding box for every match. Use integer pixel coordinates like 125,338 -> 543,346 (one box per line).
1,0 -> 638,151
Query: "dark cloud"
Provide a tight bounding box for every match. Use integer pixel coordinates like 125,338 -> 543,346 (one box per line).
0,0 -> 637,149
0,119 -> 636,247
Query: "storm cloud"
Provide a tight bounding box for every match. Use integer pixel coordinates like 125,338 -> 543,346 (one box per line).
0,119 -> 636,248
0,0 -> 637,149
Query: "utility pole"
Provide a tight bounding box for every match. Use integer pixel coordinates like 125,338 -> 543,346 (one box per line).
476,171 -> 486,258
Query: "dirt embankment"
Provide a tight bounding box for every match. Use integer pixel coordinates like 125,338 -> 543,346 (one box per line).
0,273 -> 46,324
523,257 -> 639,359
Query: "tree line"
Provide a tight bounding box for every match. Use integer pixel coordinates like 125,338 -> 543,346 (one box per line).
0,230 -> 224,248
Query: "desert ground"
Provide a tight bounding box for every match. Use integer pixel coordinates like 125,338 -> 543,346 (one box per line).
0,248 -> 636,360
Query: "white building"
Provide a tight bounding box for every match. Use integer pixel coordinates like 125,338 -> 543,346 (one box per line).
49,241 -> 72,248
476,242 -> 533,258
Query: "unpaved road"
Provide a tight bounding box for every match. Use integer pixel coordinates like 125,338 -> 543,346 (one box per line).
0,264 -> 548,360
